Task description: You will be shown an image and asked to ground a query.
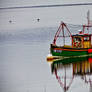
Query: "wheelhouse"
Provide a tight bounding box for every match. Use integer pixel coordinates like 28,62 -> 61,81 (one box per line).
72,34 -> 92,48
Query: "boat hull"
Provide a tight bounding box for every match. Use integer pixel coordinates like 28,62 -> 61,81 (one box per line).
50,44 -> 92,57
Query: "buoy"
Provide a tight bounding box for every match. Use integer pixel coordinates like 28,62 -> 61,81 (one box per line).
47,54 -> 53,61
47,56 -> 54,61
47,54 -> 59,61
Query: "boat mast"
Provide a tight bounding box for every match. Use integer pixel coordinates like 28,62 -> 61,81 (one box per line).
53,22 -> 71,45
62,23 -> 65,45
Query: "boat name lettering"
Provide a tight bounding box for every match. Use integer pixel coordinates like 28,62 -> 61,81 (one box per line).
54,49 -> 62,53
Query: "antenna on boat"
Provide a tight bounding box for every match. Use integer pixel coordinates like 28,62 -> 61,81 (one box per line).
87,10 -> 90,30
87,10 -> 90,24
82,10 -> 92,33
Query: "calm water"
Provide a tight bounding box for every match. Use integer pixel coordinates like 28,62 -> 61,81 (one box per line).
0,27 -> 61,92
0,26 -> 92,92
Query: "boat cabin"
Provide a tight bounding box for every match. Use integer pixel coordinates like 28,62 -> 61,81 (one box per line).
72,34 -> 91,48
52,22 -> 92,49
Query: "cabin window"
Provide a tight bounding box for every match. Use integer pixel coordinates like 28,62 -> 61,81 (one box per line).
84,37 -> 89,41
73,37 -> 81,42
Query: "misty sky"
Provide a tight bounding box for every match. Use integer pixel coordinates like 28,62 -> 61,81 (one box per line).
0,0 -> 92,7
0,0 -> 92,32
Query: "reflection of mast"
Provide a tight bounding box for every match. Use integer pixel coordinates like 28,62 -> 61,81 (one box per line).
64,66 -> 66,92
54,65 -> 74,92
90,81 -> 92,92
50,56 -> 92,92
84,75 -> 92,92
44,85 -> 46,92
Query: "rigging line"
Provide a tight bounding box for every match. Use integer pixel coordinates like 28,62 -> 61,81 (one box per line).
0,2 -> 92,10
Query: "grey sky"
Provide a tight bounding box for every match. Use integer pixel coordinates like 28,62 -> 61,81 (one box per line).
0,0 -> 92,32
0,0 -> 92,7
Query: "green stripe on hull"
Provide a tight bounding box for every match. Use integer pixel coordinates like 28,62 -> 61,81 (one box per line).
51,49 -> 89,57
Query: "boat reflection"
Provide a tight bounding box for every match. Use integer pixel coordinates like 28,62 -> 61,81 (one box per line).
47,56 -> 92,92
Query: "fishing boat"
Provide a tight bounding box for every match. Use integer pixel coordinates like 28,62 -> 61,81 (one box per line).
50,11 -> 92,57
